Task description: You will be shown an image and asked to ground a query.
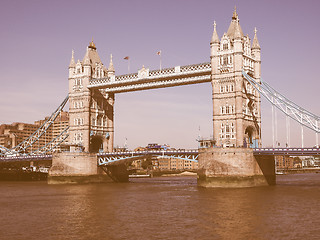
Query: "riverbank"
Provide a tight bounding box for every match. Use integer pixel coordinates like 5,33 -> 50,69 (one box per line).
278,168 -> 320,174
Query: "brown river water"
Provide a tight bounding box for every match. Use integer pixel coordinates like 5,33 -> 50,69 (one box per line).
0,174 -> 319,240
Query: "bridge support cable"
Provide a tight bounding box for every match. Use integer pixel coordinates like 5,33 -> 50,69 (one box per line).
4,96 -> 69,155
0,145 -> 9,157
262,80 -> 318,120
286,114 -> 290,148
301,122 -> 304,148
30,127 -> 69,155
275,107 -> 278,147
316,121 -> 319,148
271,101 -> 275,148
242,71 -> 320,148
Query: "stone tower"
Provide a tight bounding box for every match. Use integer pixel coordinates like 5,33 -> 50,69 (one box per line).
210,8 -> 261,148
68,41 -> 115,153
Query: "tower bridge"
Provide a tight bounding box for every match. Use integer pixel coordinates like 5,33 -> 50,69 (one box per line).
1,8 -> 319,186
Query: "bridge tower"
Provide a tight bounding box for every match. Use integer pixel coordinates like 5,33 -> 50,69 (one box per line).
48,41 -> 116,184
68,41 -> 114,153
210,8 -> 261,148
198,9 -> 275,188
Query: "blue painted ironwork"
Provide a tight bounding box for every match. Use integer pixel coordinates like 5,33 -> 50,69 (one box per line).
97,149 -> 199,166
0,154 -> 52,162
0,145 -> 9,154
254,147 -> 320,156
97,147 -> 320,166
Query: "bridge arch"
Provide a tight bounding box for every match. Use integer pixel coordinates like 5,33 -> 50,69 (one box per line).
90,135 -> 104,153
244,125 -> 258,147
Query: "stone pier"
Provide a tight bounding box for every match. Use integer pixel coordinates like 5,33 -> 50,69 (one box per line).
48,152 -> 112,184
197,148 -> 275,188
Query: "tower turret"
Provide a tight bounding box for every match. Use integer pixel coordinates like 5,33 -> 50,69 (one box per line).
252,27 -> 261,50
108,54 -> 115,77
252,27 -> 261,80
69,50 -> 76,78
233,19 -> 243,72
83,47 -> 91,76
210,21 -> 220,76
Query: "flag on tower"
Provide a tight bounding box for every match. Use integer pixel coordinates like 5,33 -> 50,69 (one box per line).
124,56 -> 130,73
157,50 -> 162,70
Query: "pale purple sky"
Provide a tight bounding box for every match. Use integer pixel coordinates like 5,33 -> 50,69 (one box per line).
0,0 -> 319,149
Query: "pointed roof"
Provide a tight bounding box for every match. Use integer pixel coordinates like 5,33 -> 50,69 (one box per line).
252,27 -> 261,49
83,47 -> 91,65
210,21 -> 220,44
82,40 -> 103,66
108,54 -> 115,72
227,7 -> 244,40
69,50 -> 75,68
88,38 -> 96,50
234,20 -> 242,40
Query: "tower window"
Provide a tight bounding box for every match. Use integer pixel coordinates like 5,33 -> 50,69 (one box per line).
226,105 -> 230,114
223,43 -> 228,50
223,57 -> 228,65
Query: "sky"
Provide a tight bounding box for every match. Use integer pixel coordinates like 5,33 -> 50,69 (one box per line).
0,0 -> 319,149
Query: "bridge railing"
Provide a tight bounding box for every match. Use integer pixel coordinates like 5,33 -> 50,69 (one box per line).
89,62 -> 211,88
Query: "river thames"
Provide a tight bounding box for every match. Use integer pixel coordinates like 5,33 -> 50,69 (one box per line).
0,173 -> 319,240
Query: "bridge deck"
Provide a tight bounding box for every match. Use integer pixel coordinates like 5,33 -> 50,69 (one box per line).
88,62 -> 211,93
1,148 -> 319,163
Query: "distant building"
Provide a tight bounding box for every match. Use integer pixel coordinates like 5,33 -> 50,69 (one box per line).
0,111 -> 69,153
198,138 -> 215,148
134,146 -> 146,152
275,155 -> 294,169
131,143 -> 198,171
157,158 -> 198,171
300,156 -> 316,168
114,146 -> 127,152
146,143 -> 170,151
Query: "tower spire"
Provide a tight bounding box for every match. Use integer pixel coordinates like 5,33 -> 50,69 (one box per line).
108,54 -> 115,72
232,6 -> 238,20
89,38 -> 96,50
227,7 -> 243,40
252,27 -> 261,49
69,49 -> 75,68
210,21 -> 220,44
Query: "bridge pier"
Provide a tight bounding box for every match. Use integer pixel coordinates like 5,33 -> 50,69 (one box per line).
100,164 -> 129,182
48,152 -> 112,184
197,148 -> 275,188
